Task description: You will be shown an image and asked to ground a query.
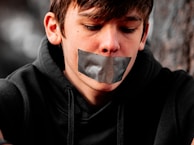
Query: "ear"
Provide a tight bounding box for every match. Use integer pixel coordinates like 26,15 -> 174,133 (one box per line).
44,12 -> 62,45
138,23 -> 149,51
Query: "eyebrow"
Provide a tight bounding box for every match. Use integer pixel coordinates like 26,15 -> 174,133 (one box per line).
78,12 -> 100,19
123,16 -> 142,22
79,12 -> 142,22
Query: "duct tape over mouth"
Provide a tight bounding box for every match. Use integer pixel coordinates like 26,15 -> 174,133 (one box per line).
78,49 -> 131,84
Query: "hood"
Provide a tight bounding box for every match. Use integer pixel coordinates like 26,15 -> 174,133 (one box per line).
118,42 -> 162,94
33,36 -> 162,145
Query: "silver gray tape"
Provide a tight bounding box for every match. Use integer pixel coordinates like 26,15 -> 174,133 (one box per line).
78,49 -> 131,83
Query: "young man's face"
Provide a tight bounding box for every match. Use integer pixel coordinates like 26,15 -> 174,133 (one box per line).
60,3 -> 149,93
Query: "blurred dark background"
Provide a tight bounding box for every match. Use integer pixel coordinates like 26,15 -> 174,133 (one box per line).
0,0 -> 48,78
0,0 -> 194,78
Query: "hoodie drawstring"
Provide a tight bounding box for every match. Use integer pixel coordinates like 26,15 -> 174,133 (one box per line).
66,87 -> 124,145
117,104 -> 124,145
67,88 -> 75,145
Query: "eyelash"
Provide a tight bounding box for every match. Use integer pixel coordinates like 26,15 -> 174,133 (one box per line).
84,25 -> 102,31
84,24 -> 136,34
120,27 -> 136,33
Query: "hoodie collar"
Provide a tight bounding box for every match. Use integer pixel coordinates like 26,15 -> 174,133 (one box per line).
33,36 -> 72,89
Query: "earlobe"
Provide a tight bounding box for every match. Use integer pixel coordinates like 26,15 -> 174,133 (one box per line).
139,23 -> 149,51
44,12 -> 62,45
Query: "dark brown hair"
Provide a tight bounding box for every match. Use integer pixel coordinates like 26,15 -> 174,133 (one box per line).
50,0 -> 154,35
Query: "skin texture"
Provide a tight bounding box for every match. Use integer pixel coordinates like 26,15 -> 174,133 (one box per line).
192,140 -> 194,145
44,2 -> 149,105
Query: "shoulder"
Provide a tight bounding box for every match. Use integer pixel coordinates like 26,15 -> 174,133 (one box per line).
6,63 -> 40,81
170,69 -> 194,108
5,63 -> 45,90
155,67 -> 194,87
152,68 -> 194,144
0,64 -> 39,126
148,68 -> 194,104
161,68 -> 194,105
0,63 -> 40,119
0,79 -> 22,103
0,78 -> 24,127
170,70 -> 194,143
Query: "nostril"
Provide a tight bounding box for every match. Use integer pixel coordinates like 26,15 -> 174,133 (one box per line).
102,48 -> 108,53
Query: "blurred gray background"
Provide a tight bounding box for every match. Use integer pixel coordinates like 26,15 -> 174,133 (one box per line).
0,0 -> 48,77
0,0 -> 194,78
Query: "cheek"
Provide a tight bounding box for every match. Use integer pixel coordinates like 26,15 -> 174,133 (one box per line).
120,41 -> 140,76
122,41 -> 141,57
122,52 -> 138,79
66,29 -> 91,49
61,37 -> 77,67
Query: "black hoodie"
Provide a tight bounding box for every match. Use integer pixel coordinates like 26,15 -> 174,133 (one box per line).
0,37 -> 194,145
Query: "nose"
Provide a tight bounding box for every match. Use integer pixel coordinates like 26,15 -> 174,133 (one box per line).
99,26 -> 120,55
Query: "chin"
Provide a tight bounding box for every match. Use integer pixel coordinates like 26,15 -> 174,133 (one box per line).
80,73 -> 123,92
92,80 -> 121,92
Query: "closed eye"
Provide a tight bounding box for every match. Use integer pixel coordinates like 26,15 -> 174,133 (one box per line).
84,24 -> 102,31
120,27 -> 136,34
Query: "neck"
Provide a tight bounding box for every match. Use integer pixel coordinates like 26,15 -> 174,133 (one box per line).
64,71 -> 113,106
78,86 -> 113,106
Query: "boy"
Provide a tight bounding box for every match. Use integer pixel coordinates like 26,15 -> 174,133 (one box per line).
0,0 -> 194,145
